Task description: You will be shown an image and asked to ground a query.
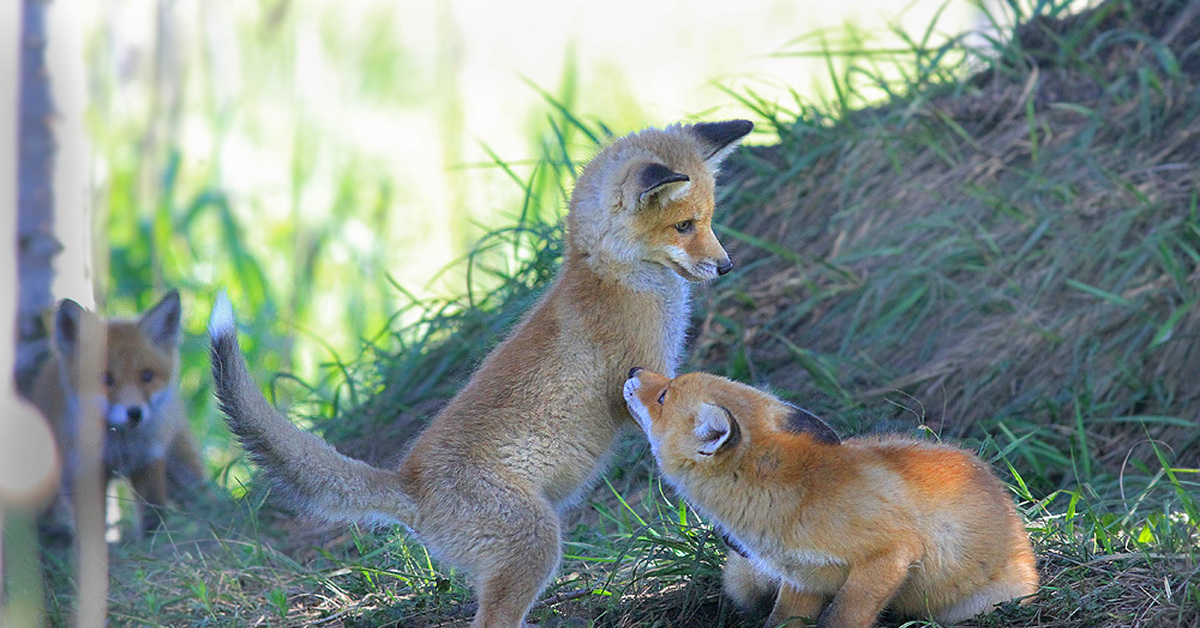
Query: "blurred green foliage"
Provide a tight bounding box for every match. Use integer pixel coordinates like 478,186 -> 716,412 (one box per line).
82,1 -> 603,479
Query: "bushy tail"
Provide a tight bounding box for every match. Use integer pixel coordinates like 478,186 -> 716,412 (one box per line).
208,292 -> 418,526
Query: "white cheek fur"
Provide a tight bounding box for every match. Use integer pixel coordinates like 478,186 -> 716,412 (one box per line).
623,377 -> 669,462
622,377 -> 652,434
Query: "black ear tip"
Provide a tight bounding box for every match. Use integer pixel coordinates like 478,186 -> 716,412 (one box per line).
638,163 -> 690,199
57,299 -> 82,317
690,120 -> 755,158
149,291 -> 183,323
784,405 -> 842,445
54,299 -> 84,345
628,366 -> 644,378
729,119 -> 754,134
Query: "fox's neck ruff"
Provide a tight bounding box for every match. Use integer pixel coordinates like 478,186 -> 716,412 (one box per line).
570,245 -> 691,296
663,465 -> 772,545
672,465 -> 803,559
557,251 -> 692,377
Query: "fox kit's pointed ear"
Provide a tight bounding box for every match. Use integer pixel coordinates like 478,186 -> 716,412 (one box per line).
695,404 -> 741,456
634,162 -> 691,209
783,404 -> 841,445
140,289 -> 183,348
54,299 -> 87,357
688,120 -> 753,169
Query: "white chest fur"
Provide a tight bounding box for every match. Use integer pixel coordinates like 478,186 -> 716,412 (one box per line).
659,278 -> 691,376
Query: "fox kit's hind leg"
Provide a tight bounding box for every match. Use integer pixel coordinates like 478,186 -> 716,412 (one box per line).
724,550 -> 778,613
934,579 -> 1036,624
462,495 -> 561,628
420,473 -> 562,628
726,551 -> 827,627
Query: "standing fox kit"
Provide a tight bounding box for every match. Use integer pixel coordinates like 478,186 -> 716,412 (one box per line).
624,369 -> 1038,628
29,290 -> 204,538
210,121 -> 753,628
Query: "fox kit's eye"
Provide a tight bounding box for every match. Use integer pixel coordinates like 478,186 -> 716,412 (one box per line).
141,369 -> 154,383
657,388 -> 667,404
674,220 -> 694,234
104,371 -> 114,387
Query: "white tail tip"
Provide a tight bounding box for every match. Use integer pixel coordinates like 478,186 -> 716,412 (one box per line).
208,290 -> 235,340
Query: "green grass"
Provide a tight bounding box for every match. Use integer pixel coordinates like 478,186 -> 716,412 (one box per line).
13,0 -> 1200,626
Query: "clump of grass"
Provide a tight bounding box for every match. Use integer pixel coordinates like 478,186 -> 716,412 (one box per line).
1014,478 -> 1200,625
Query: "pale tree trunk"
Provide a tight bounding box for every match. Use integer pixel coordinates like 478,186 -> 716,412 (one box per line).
2,3 -> 62,627
16,0 -> 94,382
15,0 -> 58,384
9,1 -> 106,627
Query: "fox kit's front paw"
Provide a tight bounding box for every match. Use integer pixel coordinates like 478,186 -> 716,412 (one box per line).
765,584 -> 825,628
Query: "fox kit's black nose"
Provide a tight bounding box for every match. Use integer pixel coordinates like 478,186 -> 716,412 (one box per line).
628,367 -> 644,378
717,258 -> 734,276
127,406 -> 143,425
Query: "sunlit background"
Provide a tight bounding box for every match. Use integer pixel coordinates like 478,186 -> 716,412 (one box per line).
84,4 -> 995,293
71,0 -> 1011,452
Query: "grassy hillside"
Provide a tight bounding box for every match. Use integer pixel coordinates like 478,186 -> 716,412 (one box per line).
38,0 -> 1199,626
704,0 -> 1200,480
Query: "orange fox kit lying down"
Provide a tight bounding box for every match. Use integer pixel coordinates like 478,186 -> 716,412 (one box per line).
28,290 -> 204,538
623,369 -> 1038,628
210,120 -> 753,628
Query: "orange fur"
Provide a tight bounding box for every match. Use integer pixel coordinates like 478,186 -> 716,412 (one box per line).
624,369 -> 1038,628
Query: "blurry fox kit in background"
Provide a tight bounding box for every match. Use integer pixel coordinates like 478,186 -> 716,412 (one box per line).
28,290 -> 204,539
624,369 -> 1038,628
210,120 -> 753,628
